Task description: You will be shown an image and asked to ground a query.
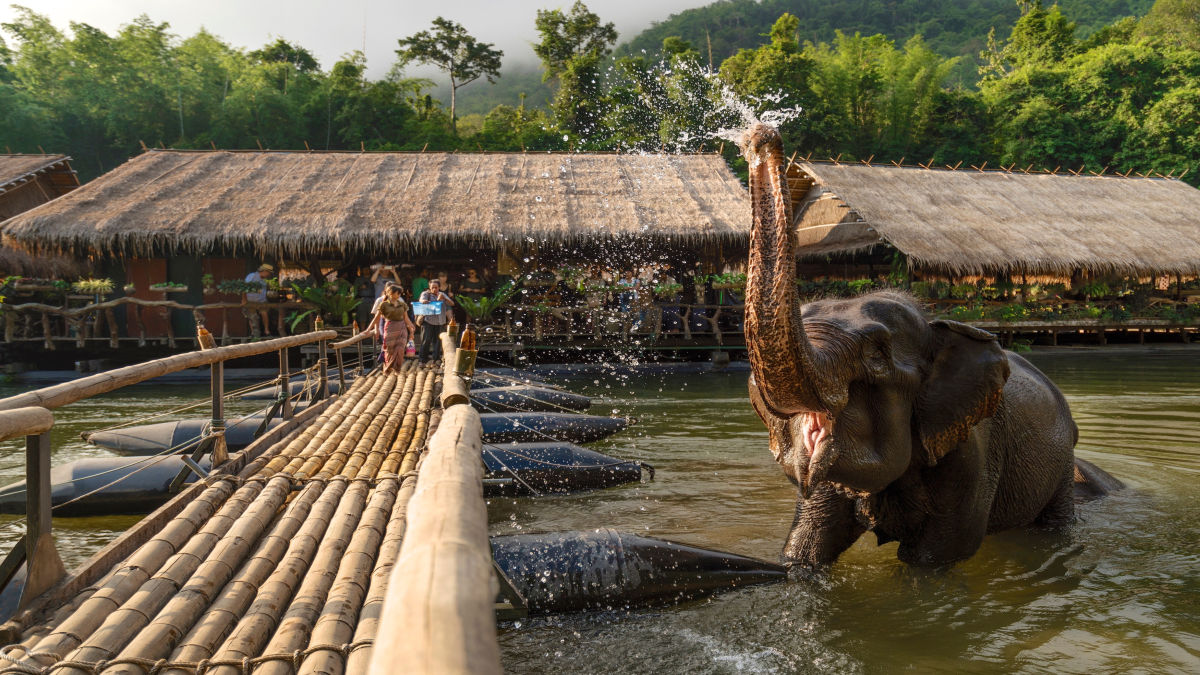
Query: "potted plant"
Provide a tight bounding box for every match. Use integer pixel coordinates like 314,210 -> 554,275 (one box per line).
457,281 -> 520,324
288,279 -> 361,331
201,274 -> 216,294
709,272 -> 746,290
123,282 -> 136,294
150,281 -> 188,293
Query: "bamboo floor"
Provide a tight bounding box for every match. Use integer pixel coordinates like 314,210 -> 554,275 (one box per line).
0,360 -> 443,674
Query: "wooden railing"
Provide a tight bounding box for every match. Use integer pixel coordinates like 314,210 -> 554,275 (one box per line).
0,330 -> 338,617
484,302 -> 746,345
0,296 -> 316,349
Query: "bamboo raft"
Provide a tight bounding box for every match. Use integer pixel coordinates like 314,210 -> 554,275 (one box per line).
0,333 -> 500,674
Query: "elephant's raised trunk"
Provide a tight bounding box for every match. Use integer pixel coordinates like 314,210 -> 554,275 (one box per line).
740,123 -> 845,415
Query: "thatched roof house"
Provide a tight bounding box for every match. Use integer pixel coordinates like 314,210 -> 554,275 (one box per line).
0,154 -> 83,277
789,161 -> 1200,276
0,154 -> 78,222
0,150 -> 749,258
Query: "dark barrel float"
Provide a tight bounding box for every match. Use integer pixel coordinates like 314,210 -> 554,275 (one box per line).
237,372 -> 558,400
0,443 -> 647,515
483,443 -> 648,495
0,456 -> 206,517
85,412 -> 630,456
470,386 -> 591,413
490,529 -> 787,614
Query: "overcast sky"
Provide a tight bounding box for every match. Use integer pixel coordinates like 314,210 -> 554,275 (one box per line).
1,1 -> 715,77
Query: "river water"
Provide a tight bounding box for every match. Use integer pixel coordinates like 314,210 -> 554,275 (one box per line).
0,348 -> 1197,673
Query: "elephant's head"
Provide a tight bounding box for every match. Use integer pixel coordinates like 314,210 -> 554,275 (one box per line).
740,123 -> 1010,499
748,295 -> 1010,498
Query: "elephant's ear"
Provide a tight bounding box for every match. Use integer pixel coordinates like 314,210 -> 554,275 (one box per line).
916,320 -> 1010,465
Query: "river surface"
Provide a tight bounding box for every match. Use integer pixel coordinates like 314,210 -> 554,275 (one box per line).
1,348 -> 1198,673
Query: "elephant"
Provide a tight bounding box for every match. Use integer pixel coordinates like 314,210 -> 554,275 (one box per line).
738,122 -> 1123,567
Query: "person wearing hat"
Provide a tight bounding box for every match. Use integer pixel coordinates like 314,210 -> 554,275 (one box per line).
243,263 -> 276,337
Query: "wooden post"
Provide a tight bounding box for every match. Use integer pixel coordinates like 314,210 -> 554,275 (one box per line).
41,312 -> 53,351
318,336 -> 329,400
22,430 -> 65,609
336,347 -> 347,394
439,333 -> 470,408
105,307 -> 119,348
279,348 -> 292,420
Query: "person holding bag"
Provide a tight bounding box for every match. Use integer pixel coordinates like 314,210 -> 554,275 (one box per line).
416,278 -> 455,364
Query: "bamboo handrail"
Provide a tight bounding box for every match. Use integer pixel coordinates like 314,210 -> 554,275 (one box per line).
369,340 -> 499,675
0,330 -> 337,412
330,328 -> 375,350
0,407 -> 53,443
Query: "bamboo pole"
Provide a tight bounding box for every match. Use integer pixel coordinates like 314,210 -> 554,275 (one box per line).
51,478 -> 273,675
102,475 -> 296,674
301,373 -> 396,480
369,403 -> 498,675
294,479 -> 398,675
207,479 -> 366,675
0,407 -> 53,443
343,474 -> 418,673
1,400 -> 332,643
251,479 -> 374,675
0,331 -> 337,412
439,333 -> 469,408
259,374 -> 375,478
11,478 -> 241,671
285,375 -> 386,479
160,479 -> 331,675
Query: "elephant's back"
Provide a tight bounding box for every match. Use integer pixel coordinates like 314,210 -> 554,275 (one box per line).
987,353 -> 1077,531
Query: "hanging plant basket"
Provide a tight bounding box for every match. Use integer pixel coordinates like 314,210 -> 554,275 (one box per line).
150,283 -> 189,293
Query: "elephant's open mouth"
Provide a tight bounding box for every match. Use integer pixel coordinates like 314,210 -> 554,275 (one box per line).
799,412 -> 836,497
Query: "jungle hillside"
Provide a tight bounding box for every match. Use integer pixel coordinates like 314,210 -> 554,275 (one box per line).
1,0 -> 1197,185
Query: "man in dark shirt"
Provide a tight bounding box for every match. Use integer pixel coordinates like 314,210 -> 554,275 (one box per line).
416,279 -> 455,363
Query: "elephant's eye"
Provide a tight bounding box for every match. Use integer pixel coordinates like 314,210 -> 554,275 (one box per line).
863,345 -> 890,380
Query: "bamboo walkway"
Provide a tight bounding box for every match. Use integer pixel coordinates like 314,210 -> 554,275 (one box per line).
0,360 -> 447,675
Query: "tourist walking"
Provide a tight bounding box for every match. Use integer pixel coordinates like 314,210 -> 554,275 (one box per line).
417,279 -> 454,363
371,283 -> 415,373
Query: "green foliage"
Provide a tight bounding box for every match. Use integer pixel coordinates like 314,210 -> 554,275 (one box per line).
288,279 -> 360,327
848,279 -> 876,294
456,281 -> 519,320
1136,0 -> 1200,49
948,303 -> 987,320
149,281 -> 187,290
396,17 -> 503,133
534,1 -> 617,140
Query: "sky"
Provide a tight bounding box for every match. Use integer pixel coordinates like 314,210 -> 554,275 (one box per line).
1,0 -> 716,77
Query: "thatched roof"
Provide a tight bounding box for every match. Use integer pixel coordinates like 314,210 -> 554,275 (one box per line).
0,154 -> 76,195
791,161 -> 1200,276
0,150 -> 749,258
